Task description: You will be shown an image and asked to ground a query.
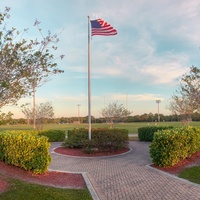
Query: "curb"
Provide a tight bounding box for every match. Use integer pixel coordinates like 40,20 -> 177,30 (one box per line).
51,147 -> 132,159
146,164 -> 200,188
82,173 -> 100,200
48,169 -> 100,200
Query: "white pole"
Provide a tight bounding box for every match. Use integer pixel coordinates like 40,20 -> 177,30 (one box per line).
156,100 -> 161,122
77,104 -> 81,123
126,93 -> 128,110
104,96 -> 106,123
88,16 -> 91,140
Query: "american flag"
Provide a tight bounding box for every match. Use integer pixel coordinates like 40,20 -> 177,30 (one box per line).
90,19 -> 117,36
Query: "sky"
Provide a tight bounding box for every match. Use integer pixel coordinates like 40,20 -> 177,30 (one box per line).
1,0 -> 200,118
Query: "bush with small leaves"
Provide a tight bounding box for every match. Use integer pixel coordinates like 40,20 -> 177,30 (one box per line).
0,131 -> 51,174
138,126 -> 174,141
63,128 -> 88,148
150,126 -> 200,167
63,128 -> 129,153
38,129 -> 66,142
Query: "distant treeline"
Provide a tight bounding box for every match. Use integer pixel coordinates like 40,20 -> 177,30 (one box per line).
9,112 -> 200,125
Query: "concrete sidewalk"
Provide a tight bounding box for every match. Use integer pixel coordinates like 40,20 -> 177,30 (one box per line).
49,142 -> 200,200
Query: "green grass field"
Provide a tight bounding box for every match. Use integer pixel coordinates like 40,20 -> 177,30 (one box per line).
0,178 -> 92,200
0,121 -> 200,133
178,166 -> 200,184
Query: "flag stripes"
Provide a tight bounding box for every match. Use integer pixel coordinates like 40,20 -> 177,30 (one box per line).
90,19 -> 117,36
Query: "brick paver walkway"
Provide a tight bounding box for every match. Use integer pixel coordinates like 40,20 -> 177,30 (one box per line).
49,141 -> 200,200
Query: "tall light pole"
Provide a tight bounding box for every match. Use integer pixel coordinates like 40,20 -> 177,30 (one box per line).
155,100 -> 161,122
77,104 -> 81,123
126,93 -> 128,111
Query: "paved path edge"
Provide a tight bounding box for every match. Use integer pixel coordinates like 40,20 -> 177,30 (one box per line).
82,172 -> 100,200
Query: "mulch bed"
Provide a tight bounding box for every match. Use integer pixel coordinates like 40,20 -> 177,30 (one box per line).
0,159 -> 86,194
0,178 -> 9,194
54,147 -> 130,157
151,150 -> 200,175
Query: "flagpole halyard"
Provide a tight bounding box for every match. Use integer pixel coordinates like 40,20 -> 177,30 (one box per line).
88,16 -> 91,140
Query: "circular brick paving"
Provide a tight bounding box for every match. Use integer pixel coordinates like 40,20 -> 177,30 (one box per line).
49,141 -> 200,200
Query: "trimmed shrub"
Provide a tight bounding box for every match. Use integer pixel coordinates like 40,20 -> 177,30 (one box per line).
38,130 -> 66,142
63,128 -> 129,152
2,130 -> 39,135
0,131 -> 51,174
91,128 -> 128,151
63,128 -> 88,148
150,126 -> 200,167
82,139 -> 96,154
138,126 -> 173,141
2,129 -> 66,142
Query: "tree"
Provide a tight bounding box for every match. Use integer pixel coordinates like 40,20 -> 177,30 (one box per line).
0,7 -> 64,110
0,111 -> 13,125
148,112 -> 154,122
25,19 -> 64,128
169,66 -> 200,124
0,8 -> 30,107
138,113 -> 149,122
21,102 -> 54,130
169,96 -> 193,124
100,102 -> 132,127
180,66 -> 200,110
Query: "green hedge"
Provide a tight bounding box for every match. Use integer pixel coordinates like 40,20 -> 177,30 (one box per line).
1,130 -> 38,135
0,131 -> 51,174
90,128 -> 128,151
138,126 -> 174,141
38,130 -> 66,142
1,129 -> 66,142
63,128 -> 129,152
64,128 -> 88,148
150,126 -> 200,167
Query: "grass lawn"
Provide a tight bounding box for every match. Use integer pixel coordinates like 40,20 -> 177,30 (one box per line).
0,178 -> 92,200
0,122 -> 200,134
178,166 -> 200,184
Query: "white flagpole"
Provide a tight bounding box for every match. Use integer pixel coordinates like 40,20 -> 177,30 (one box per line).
88,16 -> 91,140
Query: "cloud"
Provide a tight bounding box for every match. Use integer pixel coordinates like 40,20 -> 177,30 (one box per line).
42,0 -> 199,88
17,97 -> 48,105
89,41 -> 189,85
137,52 -> 190,84
56,95 -> 86,102
109,93 -> 164,102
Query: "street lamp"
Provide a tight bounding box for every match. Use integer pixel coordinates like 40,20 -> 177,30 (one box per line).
155,100 -> 161,122
77,104 -> 81,123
